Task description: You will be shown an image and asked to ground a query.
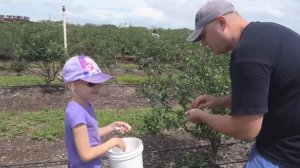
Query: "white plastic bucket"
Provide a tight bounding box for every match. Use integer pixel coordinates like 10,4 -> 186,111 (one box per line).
107,137 -> 144,168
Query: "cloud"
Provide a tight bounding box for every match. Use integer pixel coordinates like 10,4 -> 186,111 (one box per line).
231,0 -> 300,32
129,6 -> 167,22
0,0 -> 299,33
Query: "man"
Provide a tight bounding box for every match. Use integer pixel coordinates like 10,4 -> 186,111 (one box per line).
185,0 -> 300,167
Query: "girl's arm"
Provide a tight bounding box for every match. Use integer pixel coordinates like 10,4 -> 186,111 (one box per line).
73,124 -> 125,162
99,124 -> 115,137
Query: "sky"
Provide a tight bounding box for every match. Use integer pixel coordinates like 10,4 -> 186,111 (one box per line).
0,0 -> 299,33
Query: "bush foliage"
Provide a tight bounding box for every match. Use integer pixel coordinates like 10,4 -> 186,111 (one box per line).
0,21 -> 231,162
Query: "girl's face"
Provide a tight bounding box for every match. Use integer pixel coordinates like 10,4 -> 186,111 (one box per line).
72,80 -> 103,101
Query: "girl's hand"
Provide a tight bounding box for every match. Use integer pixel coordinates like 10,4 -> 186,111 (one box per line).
111,121 -> 132,134
111,137 -> 126,152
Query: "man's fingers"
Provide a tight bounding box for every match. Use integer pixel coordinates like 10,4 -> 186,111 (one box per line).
191,96 -> 207,108
192,102 -> 207,109
198,104 -> 207,109
185,111 -> 190,117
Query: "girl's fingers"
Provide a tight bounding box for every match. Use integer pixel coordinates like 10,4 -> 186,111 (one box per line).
116,125 -> 132,133
120,127 -> 124,134
117,122 -> 132,130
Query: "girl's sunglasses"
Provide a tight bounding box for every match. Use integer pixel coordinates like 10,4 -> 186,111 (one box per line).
77,80 -> 97,87
87,82 -> 96,87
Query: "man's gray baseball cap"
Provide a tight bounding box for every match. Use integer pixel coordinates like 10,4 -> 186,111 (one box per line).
187,0 -> 235,42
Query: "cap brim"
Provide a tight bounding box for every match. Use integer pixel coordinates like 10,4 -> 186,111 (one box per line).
186,28 -> 204,42
82,73 -> 112,83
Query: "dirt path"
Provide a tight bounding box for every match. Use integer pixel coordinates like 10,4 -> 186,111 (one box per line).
0,130 -> 251,168
0,85 -> 150,113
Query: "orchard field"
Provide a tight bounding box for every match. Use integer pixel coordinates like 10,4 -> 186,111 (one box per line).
0,21 -> 251,168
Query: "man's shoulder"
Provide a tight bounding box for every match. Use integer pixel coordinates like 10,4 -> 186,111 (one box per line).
231,22 -> 289,64
249,21 -> 283,28
246,21 -> 296,36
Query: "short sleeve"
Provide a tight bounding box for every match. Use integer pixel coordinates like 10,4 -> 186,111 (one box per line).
66,104 -> 87,129
230,61 -> 272,115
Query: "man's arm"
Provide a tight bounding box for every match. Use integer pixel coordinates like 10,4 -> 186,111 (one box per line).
186,109 -> 263,141
218,95 -> 231,108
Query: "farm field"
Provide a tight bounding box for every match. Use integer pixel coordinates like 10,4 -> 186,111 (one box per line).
0,70 -> 251,168
0,22 -> 251,168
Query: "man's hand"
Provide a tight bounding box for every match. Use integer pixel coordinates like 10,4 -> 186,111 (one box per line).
185,108 -> 206,123
191,94 -> 229,109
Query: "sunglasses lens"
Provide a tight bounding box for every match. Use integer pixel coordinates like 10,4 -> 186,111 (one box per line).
87,82 -> 96,87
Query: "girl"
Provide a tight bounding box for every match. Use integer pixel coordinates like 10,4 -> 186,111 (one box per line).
62,55 -> 131,168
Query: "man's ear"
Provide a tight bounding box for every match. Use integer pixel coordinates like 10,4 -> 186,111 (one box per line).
217,16 -> 227,30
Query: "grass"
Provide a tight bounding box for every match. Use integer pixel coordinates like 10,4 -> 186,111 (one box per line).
0,108 -> 150,140
96,109 -> 150,136
0,74 -> 147,87
0,75 -> 62,87
117,63 -> 140,70
179,152 -> 208,167
0,61 -> 147,86
115,74 -> 147,84
0,62 -> 10,71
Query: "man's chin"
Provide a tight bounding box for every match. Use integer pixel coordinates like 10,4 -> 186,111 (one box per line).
213,49 -> 229,55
